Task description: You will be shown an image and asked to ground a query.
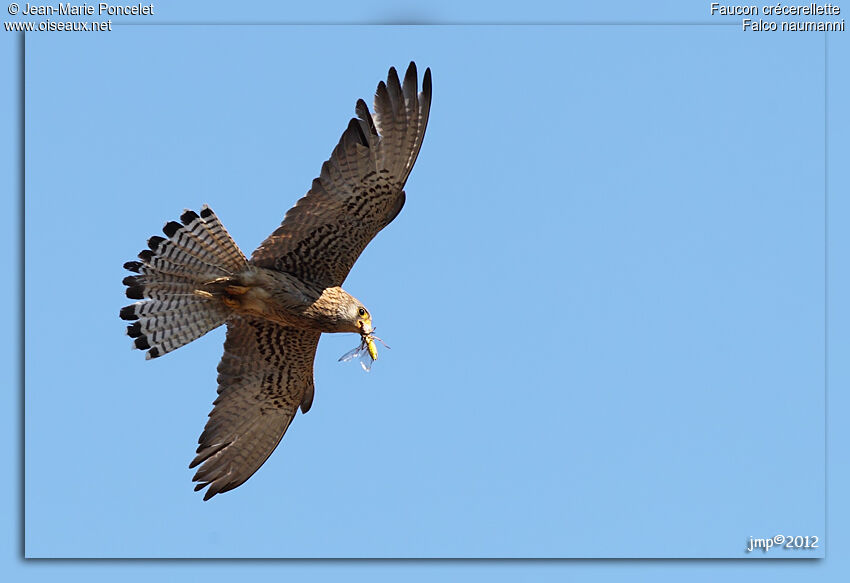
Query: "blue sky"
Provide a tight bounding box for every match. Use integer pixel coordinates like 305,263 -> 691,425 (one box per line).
3,0 -> 850,581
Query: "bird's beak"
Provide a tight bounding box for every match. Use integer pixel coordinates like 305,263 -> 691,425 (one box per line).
358,320 -> 373,336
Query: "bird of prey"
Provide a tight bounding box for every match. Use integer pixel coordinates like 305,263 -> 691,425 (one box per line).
120,63 -> 431,500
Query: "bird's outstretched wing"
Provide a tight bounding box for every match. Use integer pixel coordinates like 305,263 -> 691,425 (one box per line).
190,316 -> 320,500
250,62 -> 432,288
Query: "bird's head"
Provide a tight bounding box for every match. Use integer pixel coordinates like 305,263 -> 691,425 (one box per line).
316,287 -> 373,335
329,289 -> 390,370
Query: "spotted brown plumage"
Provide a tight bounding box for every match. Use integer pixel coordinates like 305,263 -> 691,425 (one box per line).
119,63 -> 431,500
189,318 -> 321,500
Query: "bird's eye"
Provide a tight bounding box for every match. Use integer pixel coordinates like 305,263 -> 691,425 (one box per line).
358,308 -> 366,317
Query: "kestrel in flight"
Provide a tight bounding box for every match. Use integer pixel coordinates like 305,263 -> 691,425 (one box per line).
120,63 -> 432,500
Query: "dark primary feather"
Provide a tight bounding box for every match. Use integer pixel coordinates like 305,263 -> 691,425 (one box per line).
251,62 -> 432,289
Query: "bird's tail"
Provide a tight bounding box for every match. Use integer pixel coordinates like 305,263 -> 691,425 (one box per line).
120,206 -> 248,359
